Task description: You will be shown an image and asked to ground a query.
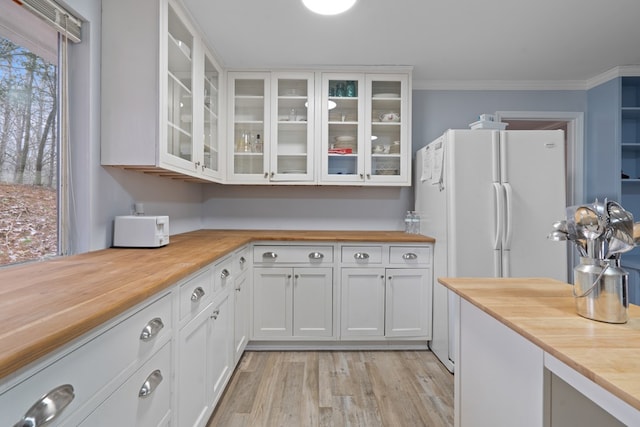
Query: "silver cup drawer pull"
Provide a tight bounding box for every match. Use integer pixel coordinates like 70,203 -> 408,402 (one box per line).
354,252 -> 370,260
308,252 -> 324,260
191,286 -> 205,302
220,269 -> 230,279
13,384 -> 75,427
138,370 -> 163,399
263,252 -> 278,259
239,256 -> 246,266
402,252 -> 418,260
139,317 -> 164,341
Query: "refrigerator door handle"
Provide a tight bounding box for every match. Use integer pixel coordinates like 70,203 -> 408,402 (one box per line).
503,182 -> 513,250
492,183 -> 503,250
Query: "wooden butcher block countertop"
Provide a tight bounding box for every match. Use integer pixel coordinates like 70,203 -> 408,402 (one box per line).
438,277 -> 640,412
0,229 -> 433,381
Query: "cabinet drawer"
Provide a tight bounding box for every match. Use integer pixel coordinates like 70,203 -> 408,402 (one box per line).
341,246 -> 383,264
77,342 -> 172,427
0,293 -> 172,427
253,245 -> 334,264
389,246 -> 432,266
179,267 -> 213,321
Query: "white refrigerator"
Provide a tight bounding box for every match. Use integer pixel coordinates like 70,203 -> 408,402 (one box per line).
415,129 -> 568,372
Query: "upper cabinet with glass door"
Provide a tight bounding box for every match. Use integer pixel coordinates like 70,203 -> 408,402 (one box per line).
101,0 -> 225,183
320,72 -> 411,186
200,50 -> 223,180
227,72 -> 270,183
270,73 -> 315,182
366,74 -> 410,185
320,74 -> 365,184
227,72 -> 315,184
162,2 -> 197,172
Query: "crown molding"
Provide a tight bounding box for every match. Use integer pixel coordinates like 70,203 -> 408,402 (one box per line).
412,65 -> 640,91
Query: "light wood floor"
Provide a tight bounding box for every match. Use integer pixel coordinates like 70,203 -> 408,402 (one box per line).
207,350 -> 454,427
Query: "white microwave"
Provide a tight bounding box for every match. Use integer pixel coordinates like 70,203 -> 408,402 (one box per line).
113,215 -> 169,248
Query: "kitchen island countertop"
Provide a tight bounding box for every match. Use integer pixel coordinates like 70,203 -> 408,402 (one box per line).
0,229 -> 433,381
438,276 -> 640,414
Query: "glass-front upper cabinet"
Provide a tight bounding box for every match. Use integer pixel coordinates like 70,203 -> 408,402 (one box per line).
165,3 -> 195,169
320,74 -> 365,183
365,73 -> 409,184
201,51 -> 223,179
228,72 -> 315,183
227,72 -> 269,183
270,72 -> 315,182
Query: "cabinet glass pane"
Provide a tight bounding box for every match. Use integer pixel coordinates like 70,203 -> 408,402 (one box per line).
370,80 -> 402,177
204,56 -> 219,171
234,79 -> 265,175
276,79 -> 309,174
327,79 -> 359,176
167,4 -> 193,161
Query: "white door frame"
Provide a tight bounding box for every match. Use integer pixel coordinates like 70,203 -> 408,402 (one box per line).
494,111 -> 585,206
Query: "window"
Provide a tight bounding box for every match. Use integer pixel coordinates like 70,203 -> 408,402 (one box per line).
0,1 -> 79,266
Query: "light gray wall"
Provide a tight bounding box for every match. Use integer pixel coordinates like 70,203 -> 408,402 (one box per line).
412,89 -> 588,151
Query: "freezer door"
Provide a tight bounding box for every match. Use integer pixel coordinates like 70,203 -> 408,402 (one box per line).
500,130 -> 568,282
447,130 -> 501,278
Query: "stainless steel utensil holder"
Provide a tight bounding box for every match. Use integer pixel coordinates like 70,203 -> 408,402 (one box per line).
573,257 -> 628,323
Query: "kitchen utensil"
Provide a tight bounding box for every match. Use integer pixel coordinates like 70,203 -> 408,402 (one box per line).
575,206 -> 605,258
547,230 -> 587,257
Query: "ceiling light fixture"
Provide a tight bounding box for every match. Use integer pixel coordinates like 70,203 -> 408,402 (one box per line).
302,0 -> 357,15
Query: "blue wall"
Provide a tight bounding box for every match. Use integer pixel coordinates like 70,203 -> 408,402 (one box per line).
411,89 -> 587,151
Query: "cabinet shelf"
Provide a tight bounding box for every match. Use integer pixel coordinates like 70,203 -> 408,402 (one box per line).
168,121 -> 192,138
168,71 -> 192,94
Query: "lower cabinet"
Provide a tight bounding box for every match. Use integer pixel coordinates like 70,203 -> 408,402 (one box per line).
341,267 -> 431,338
253,266 -> 333,339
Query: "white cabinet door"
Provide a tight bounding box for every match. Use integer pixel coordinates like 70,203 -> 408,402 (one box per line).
227,72 -> 270,183
340,268 -> 385,337
364,73 -> 410,185
320,73 -> 366,184
200,48 -> 224,180
385,268 -> 431,338
252,267 -> 292,338
233,270 -> 250,364
269,72 -> 316,182
208,292 -> 233,406
177,303 -> 212,427
293,267 -> 333,337
457,299 -> 544,427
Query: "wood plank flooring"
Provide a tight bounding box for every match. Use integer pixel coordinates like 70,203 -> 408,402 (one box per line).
207,351 -> 454,427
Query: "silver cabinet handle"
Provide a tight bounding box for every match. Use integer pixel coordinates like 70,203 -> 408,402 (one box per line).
367,173 -> 371,179
140,317 -> 164,342
13,384 -> 75,427
138,370 -> 163,399
211,309 -> 220,320
402,252 -> 418,260
354,252 -> 370,260
263,252 -> 278,259
264,172 -> 268,178
239,256 -> 246,265
359,173 -> 364,179
220,268 -> 230,279
270,171 -> 275,178
191,286 -> 205,302
308,252 -> 324,260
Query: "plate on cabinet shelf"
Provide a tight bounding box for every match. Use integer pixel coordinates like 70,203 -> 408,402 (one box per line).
373,93 -> 400,98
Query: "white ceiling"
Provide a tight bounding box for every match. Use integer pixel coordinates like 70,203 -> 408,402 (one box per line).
182,0 -> 640,89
